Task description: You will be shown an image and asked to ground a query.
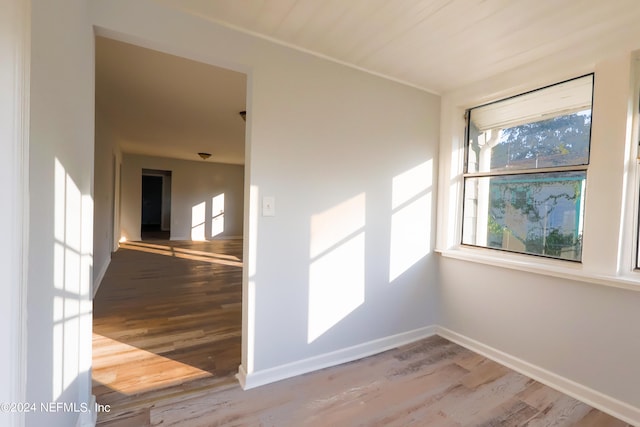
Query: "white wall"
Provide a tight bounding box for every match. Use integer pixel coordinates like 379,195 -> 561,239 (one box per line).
28,1 -> 95,426
0,0 -> 28,425
93,110 -> 121,295
437,52 -> 640,421
120,154 -> 244,241
90,0 -> 440,383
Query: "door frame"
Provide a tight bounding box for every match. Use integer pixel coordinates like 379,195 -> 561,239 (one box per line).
1,0 -> 30,425
141,169 -> 172,236
94,26 -> 253,392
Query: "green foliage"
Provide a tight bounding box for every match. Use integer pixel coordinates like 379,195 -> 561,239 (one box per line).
524,228 -> 581,258
487,215 -> 504,247
490,112 -> 591,169
486,175 -> 583,259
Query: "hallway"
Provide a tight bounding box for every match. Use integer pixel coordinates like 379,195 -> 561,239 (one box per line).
92,239 -> 243,426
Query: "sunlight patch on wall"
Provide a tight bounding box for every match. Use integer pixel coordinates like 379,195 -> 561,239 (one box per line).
52,322 -> 63,400
389,160 -> 433,282
52,158 -> 93,401
81,195 -> 94,292
389,197 -> 432,281
65,173 -> 82,251
211,193 -> 225,237
80,194 -> 94,373
392,160 -> 432,210
246,185 -> 259,373
191,201 -> 206,241
308,193 -> 366,343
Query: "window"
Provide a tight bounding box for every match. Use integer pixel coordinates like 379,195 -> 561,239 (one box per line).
462,75 -> 594,261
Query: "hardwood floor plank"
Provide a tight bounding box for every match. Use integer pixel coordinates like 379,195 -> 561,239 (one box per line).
96,408 -> 151,427
524,394 -> 593,426
460,358 -> 513,389
432,373 -> 533,424
518,381 -> 571,412
574,409 -> 632,427
475,398 -> 539,426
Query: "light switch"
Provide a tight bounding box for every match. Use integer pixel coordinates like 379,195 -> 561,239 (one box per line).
262,196 -> 275,216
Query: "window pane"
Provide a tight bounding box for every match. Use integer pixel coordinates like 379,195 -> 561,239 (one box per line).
462,171 -> 586,261
467,75 -> 593,173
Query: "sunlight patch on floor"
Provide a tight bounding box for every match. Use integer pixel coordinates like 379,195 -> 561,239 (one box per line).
92,333 -> 212,395
119,241 -> 243,267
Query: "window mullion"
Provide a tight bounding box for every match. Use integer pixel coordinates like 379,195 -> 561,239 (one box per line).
464,164 -> 589,179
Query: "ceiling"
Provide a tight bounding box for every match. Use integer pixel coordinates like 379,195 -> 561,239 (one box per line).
98,1 -> 640,164
95,36 -> 247,165
157,0 -> 640,93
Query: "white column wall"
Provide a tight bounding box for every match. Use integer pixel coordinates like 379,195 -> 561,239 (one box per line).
27,1 -> 95,426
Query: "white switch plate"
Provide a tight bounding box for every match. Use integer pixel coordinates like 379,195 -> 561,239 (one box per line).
262,196 -> 275,216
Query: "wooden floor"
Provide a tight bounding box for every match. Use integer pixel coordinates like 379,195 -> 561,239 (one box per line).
93,240 -> 630,427
93,239 -> 243,425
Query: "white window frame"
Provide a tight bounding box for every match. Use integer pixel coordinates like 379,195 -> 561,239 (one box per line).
625,57 -> 640,272
436,53 -> 640,291
461,75 -> 592,262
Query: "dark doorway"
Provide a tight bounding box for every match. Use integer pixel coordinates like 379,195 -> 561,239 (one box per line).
141,169 -> 171,240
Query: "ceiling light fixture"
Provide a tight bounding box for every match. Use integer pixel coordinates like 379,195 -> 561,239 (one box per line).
198,152 -> 211,160
239,111 -> 246,121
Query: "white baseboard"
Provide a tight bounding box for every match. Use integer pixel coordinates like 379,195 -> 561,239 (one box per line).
92,258 -> 110,298
237,325 -> 436,390
436,326 -> 640,426
236,364 -> 248,389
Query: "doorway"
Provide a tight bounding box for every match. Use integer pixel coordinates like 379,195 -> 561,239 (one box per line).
141,169 -> 171,240
93,35 -> 247,425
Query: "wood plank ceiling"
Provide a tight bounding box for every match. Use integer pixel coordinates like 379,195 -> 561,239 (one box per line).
156,0 -> 640,94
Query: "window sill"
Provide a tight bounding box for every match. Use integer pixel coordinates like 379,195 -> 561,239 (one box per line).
436,246 -> 640,292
